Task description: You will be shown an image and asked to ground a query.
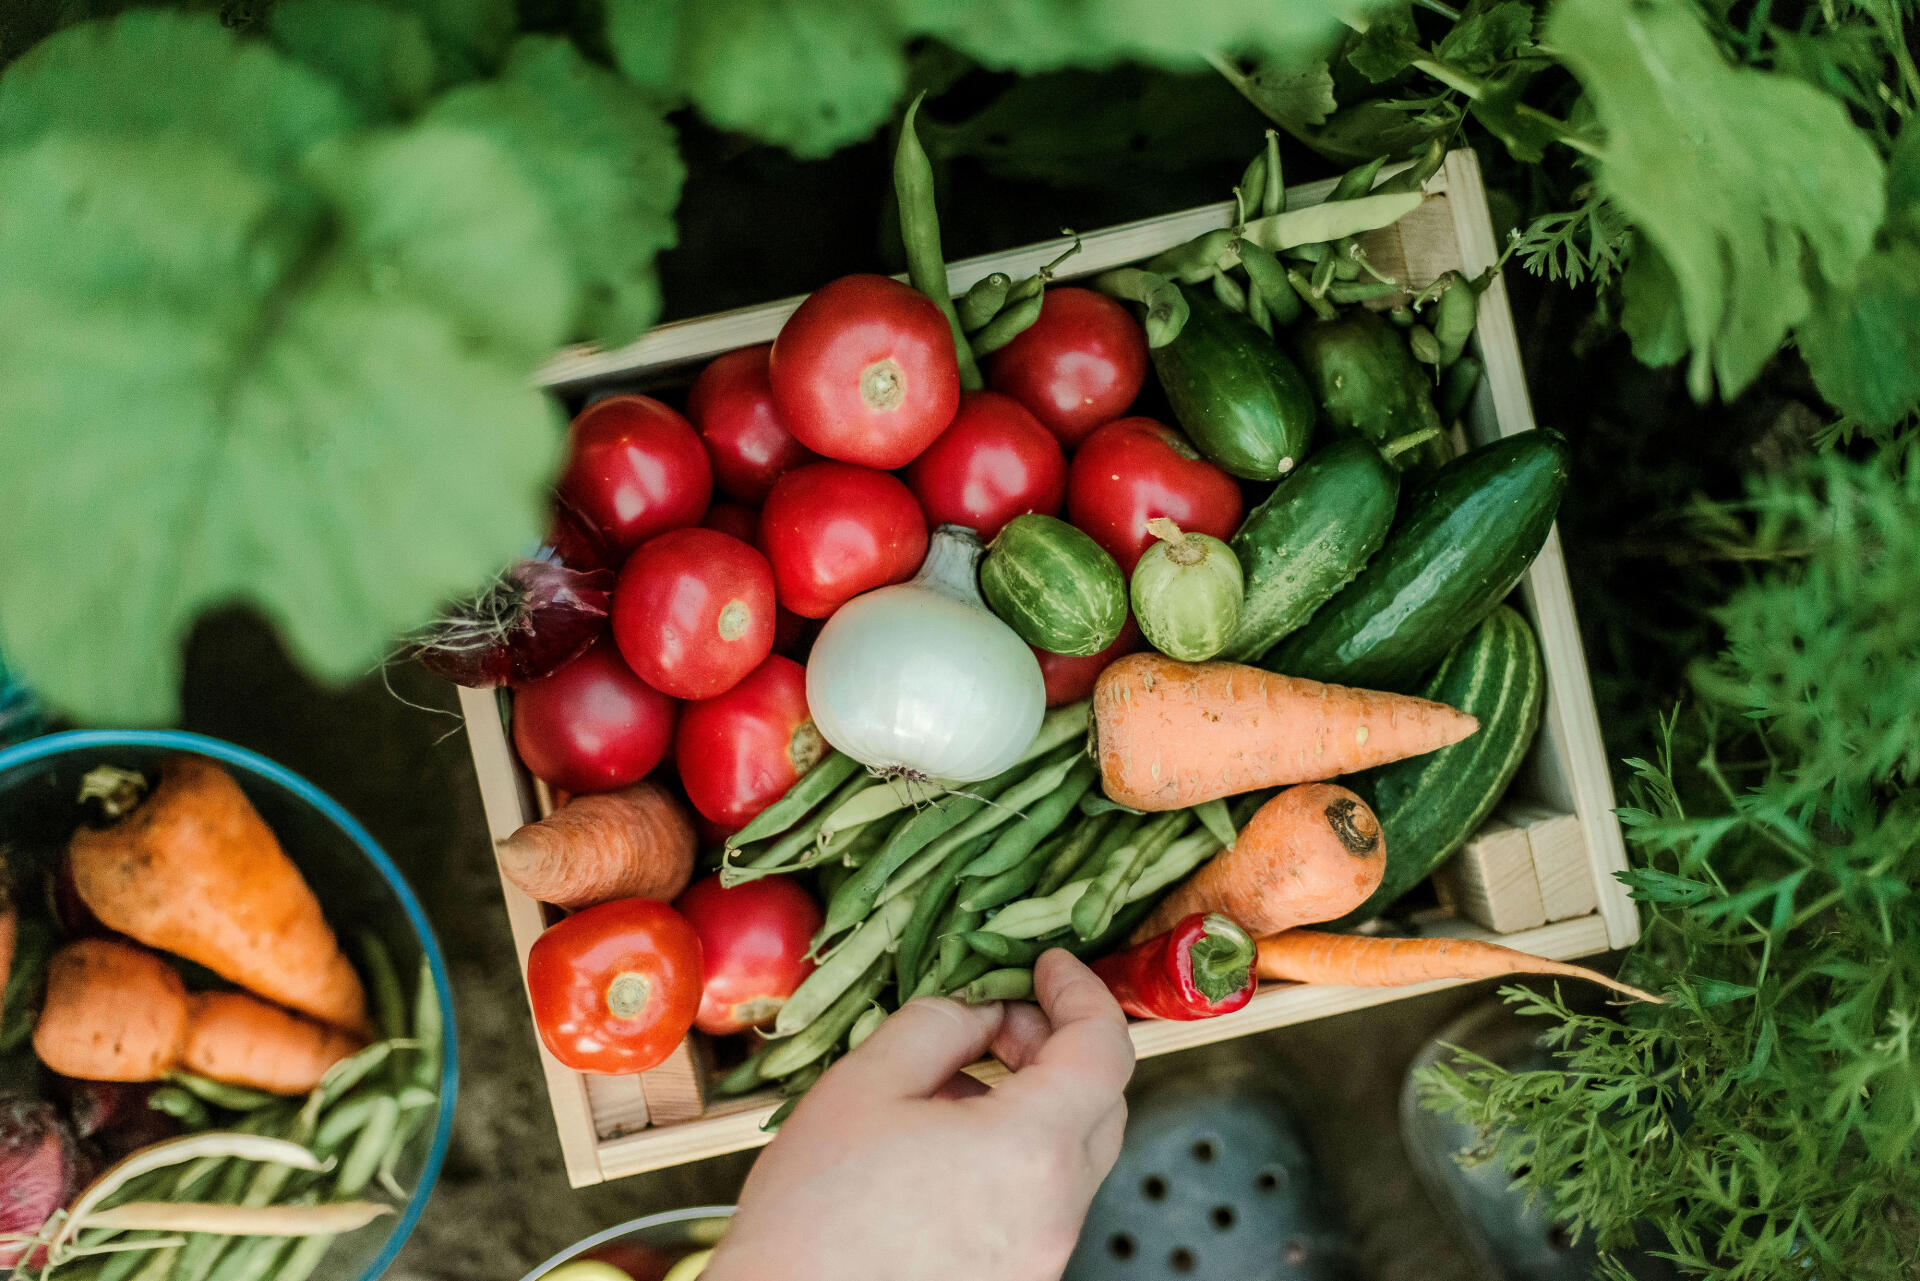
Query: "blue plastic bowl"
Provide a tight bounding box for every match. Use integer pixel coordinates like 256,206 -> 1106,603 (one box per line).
0,730 -> 458,1281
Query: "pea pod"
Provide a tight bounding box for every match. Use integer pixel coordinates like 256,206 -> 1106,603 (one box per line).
959,931 -> 1048,967
1375,137 -> 1446,195
1259,130 -> 1284,217
1235,240 -> 1301,327
957,273 -> 1012,332
960,829 -> 1069,914
970,291 -> 1043,357
1131,520 -> 1243,662
932,904 -> 984,992
1090,268 -> 1189,348
1431,271 -> 1480,367
894,831 -> 992,999
725,752 -> 862,851
847,1004 -> 888,1051
960,757 -> 1097,880
980,515 -> 1126,657
894,94 -> 981,389
1438,354 -> 1485,425
1210,271 -> 1248,313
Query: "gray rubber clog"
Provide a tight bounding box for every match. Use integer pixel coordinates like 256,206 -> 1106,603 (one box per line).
1066,1075 -> 1353,1281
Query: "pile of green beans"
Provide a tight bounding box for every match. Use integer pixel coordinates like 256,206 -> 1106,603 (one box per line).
710,707 -> 1267,1122
56,940 -> 445,1281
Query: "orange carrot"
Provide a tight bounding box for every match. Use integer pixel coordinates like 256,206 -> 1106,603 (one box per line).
1134,784 -> 1387,941
1092,653 -> 1478,811
181,992 -> 365,1095
33,939 -> 365,1093
495,781 -> 694,910
1255,929 -> 1664,1003
67,756 -> 368,1034
33,939 -> 190,1084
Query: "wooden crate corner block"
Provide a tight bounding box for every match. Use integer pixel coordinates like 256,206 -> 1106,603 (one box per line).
458,149 -> 1641,1183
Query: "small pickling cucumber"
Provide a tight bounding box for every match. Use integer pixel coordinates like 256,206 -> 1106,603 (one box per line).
1288,308 -> 1450,471
1151,287 -> 1317,481
979,514 -> 1127,657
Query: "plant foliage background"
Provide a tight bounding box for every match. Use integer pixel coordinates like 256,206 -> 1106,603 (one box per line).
2,1 -> 1917,1276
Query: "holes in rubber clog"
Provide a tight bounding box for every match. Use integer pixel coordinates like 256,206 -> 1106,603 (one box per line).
1109,1234 -> 1135,1260
1210,1205 -> 1236,1230
1142,1175 -> 1167,1201
1191,1139 -> 1217,1163
1255,1167 -> 1288,1194
1169,1247 -> 1196,1273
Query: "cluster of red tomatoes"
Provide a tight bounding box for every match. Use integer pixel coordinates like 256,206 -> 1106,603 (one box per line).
513,273 -> 1246,841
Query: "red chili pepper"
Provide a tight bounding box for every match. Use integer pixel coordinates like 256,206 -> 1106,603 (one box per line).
1091,912 -> 1256,1020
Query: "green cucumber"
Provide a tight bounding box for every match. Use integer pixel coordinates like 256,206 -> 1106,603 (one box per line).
1337,605 -> 1544,923
980,514 -> 1127,657
1219,437 -> 1399,661
1263,431 -> 1570,690
1151,286 -> 1316,480
1288,308 -> 1450,471
1130,519 -> 1243,662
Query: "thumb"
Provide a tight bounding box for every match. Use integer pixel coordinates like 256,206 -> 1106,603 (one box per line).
813,997 -> 1006,1102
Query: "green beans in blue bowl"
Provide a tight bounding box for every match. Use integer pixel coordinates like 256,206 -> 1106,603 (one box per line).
0,730 -> 456,1281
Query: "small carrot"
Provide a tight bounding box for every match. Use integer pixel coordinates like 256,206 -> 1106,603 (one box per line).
68,756 -> 368,1033
1255,929 -> 1664,1003
495,781 -> 695,910
33,939 -> 366,1093
33,938 -> 190,1083
1092,653 -> 1478,811
181,992 -> 366,1095
1133,784 -> 1386,941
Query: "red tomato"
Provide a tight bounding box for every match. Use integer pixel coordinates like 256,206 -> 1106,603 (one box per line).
906,390 -> 1068,540
526,898 -> 703,1075
612,529 -> 776,700
512,638 -> 677,794
986,287 -> 1149,448
759,462 -> 929,618
687,343 -> 818,503
559,396 -> 712,556
579,1243 -> 675,1281
674,874 -> 821,1035
1066,417 -> 1243,575
675,655 -> 824,830
1034,616 -> 1144,706
700,501 -> 760,544
769,275 -> 960,469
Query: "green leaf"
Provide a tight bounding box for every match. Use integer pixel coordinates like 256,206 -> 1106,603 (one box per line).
1548,0 -> 1886,400
605,0 -> 1381,157
1616,867 -> 1716,905
266,0 -> 439,121
1620,240 -> 1688,369
1346,5 -> 1418,82
1212,55 -> 1338,132
430,35 -> 684,346
1435,0 -> 1534,71
0,9 -> 360,167
1798,242 -> 1920,431
0,131 -> 564,723
1689,978 -> 1758,1007
1887,119 -> 1920,232
385,0 -> 515,82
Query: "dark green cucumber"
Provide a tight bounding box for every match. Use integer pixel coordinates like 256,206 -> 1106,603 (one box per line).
1219,437 -> 1400,661
979,514 -> 1127,657
1336,605 -> 1544,923
1151,286 -> 1316,480
1262,431 -> 1570,690
1288,308 -> 1450,471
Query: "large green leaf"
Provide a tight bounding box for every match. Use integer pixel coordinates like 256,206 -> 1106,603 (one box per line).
1548,0 -> 1885,400
0,128 -> 565,723
1798,243 -> 1920,431
0,9 -> 360,164
266,0 -> 439,120
430,36 -> 683,346
605,0 -> 1383,158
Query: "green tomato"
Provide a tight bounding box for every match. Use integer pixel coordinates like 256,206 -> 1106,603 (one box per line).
1131,518 -> 1244,662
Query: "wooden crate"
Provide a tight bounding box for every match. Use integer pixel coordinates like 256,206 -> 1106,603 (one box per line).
458,149 -> 1639,1187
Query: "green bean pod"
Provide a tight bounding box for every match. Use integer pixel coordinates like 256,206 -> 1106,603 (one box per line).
1211,271 -> 1249,313
942,951 -> 999,994
815,791 -> 983,948
960,832 -> 1066,914
1432,271 -> 1479,366
933,906 -> 985,988
1260,130 -> 1285,217
895,94 -> 981,389
763,958 -> 888,1077
959,931 -> 1049,967
1091,268 -> 1190,347
726,752 -> 862,850
956,969 -> 1036,1004
358,934 -> 408,1045
711,1044 -> 774,1097
1375,137 -> 1446,195
1329,155 -> 1386,201
961,757 -> 1097,879
1408,323 -> 1442,366
894,831 -> 991,999
1236,241 -> 1300,327
1438,354 -> 1485,425
1035,813 -> 1114,897
957,273 -> 1013,332
781,894 -> 918,1036
969,291 -> 1043,357
847,1003 -> 888,1051
1072,812 -> 1188,940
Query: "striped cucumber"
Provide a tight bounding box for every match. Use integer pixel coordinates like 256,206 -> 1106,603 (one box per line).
980,514 -> 1127,656
1337,605 -> 1544,924
1262,431 -> 1570,690
1218,437 -> 1400,661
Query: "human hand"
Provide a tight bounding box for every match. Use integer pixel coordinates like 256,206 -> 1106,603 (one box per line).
703,949 -> 1135,1281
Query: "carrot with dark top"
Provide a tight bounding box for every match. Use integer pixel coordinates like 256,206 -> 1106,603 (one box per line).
33,939 -> 366,1093
1092,653 -> 1478,811
67,756 -> 368,1033
494,781 -> 695,910
1255,929 -> 1664,1002
1133,784 -> 1386,940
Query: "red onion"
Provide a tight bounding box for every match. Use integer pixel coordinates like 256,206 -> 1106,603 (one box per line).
0,1095 -> 79,1269
407,558 -> 614,688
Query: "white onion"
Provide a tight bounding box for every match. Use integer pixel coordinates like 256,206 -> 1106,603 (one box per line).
805,525 -> 1045,782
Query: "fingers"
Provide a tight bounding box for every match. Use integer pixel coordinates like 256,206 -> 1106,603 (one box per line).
990,1001 -> 1053,1073
816,997 -> 1006,1101
931,1072 -> 991,1102
997,950 -> 1135,1120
